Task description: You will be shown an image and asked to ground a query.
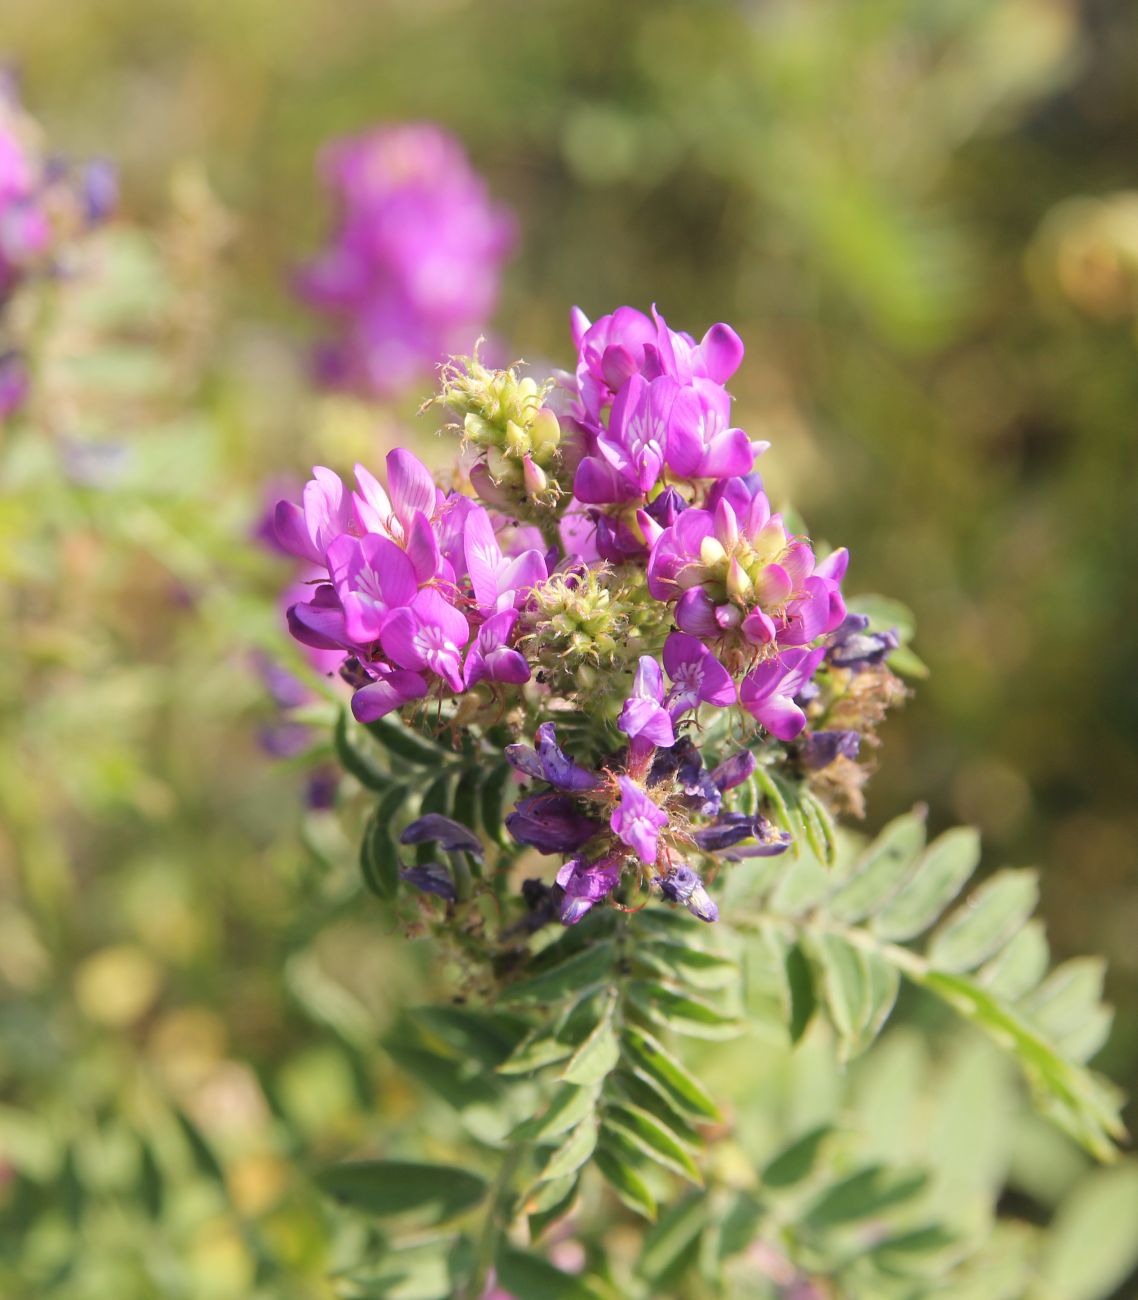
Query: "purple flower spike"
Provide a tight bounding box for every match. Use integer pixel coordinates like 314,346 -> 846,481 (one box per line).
618,656 -> 675,758
400,813 -> 484,858
655,865 -> 718,923
663,632 -> 736,718
710,750 -> 756,792
739,648 -> 827,741
802,730 -> 861,769
507,794 -> 602,855
400,862 -> 457,901
611,776 -> 668,865
556,854 -> 623,924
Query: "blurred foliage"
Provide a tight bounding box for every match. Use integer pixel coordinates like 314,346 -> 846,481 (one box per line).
1,0 -> 1137,1294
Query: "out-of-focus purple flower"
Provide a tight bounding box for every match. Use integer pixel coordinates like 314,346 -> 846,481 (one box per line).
296,123 -> 515,398
611,776 -> 668,865
556,853 -> 623,924
826,612 -> 900,671
618,656 -> 675,759
507,793 -> 602,855
802,730 -> 861,769
740,648 -> 827,741
647,479 -> 846,653
400,862 -> 457,901
0,350 -> 28,418
662,632 -> 736,718
401,813 -> 484,858
306,766 -> 340,811
655,864 -> 718,923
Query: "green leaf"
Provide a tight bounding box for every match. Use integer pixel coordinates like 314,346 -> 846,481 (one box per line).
627,981 -> 741,1039
560,1001 -> 620,1085
504,942 -> 614,1006
804,932 -> 869,1048
761,1125 -> 832,1189
799,789 -> 837,866
802,1164 -> 929,1228
636,940 -> 738,991
174,1108 -> 226,1189
525,1173 -> 581,1240
827,809 -> 927,922
622,1026 -> 721,1122
1035,1164 -> 1138,1300
495,1245 -> 604,1300
1022,958 -> 1106,1042
315,1159 -> 487,1224
497,1028 -> 575,1075
602,1104 -> 702,1184
978,919 -> 1050,1001
635,1192 -> 712,1288
451,765 -> 482,839
783,938 -> 817,1045
914,970 -> 1125,1162
595,1145 -> 657,1220
364,716 -> 449,766
334,708 -> 391,791
872,827 -> 981,941
410,1006 -> 530,1069
479,762 -> 512,846
512,1085 -> 600,1144
360,785 -> 409,900
534,1119 -> 597,1183
927,868 -> 1040,972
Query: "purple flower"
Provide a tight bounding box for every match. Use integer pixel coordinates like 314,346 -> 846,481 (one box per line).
296,123 -> 515,398
802,730 -> 861,769
0,350 -> 28,419
655,865 -> 718,923
739,648 -> 827,741
326,532 -> 419,644
379,587 -> 471,692
826,612 -> 900,671
506,724 -> 601,791
666,378 -> 764,482
350,665 -> 429,722
618,656 -> 675,759
400,862 -> 457,901
610,776 -> 668,865
556,853 -> 623,924
710,749 -> 756,792
574,374 -> 678,504
693,812 -> 792,858
464,608 -> 531,688
662,632 -> 736,718
647,478 -> 846,652
506,793 -> 602,855
592,485 -> 688,564
463,505 -> 548,615
274,466 -> 355,566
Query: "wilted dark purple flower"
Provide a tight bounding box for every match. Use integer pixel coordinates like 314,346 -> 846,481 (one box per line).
400,813 -> 484,858
400,862 -> 457,901
693,812 -> 792,857
802,730 -> 861,769
556,853 -> 623,924
505,723 -> 600,791
826,613 -> 900,671
710,749 -> 756,792
655,864 -> 718,923
507,793 -> 602,855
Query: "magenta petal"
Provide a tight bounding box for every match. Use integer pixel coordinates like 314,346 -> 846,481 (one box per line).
405,510 -> 441,584
754,694 -> 808,741
378,607 -> 423,672
700,428 -> 756,479
664,387 -> 706,478
464,506 -> 506,612
700,322 -> 744,383
351,671 -> 428,722
675,588 -> 720,636
815,546 -> 849,584
274,500 -> 322,564
741,607 -> 777,645
601,344 -> 638,392
574,456 -> 629,504
570,305 -> 591,349
386,448 -> 437,527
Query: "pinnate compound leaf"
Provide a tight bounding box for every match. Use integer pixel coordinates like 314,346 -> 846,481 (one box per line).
634,1192 -> 712,1289
315,1159 -> 487,1224
560,999 -> 620,1085
526,1173 -> 581,1241
802,1163 -> 929,1228
495,1245 -> 606,1300
479,761 -> 512,846
364,715 -> 449,766
504,942 -> 614,1006
1034,1164 -> 1138,1300
761,1125 -> 832,1189
826,809 -> 927,922
535,1119 -> 597,1183
926,868 -> 1040,972
627,981 -> 741,1039
871,827 -> 981,941
511,1085 -> 600,1144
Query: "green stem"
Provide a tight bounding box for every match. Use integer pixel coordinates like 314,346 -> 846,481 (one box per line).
467,1142 -> 525,1298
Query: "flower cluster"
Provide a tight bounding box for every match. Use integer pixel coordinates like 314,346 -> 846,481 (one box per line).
0,74 -> 115,419
296,123 -> 515,399
278,302 -> 906,927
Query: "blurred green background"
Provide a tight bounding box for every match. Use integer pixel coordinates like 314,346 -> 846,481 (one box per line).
2,0 -> 1137,1295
